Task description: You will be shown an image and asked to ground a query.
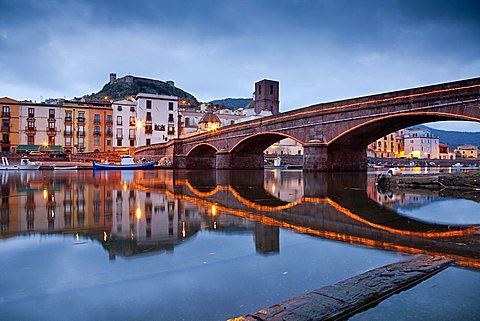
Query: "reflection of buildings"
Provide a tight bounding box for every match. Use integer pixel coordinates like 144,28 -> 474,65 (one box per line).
264,170 -> 304,202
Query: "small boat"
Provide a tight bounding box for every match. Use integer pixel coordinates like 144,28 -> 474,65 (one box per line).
93,155 -> 155,170
452,162 -> 463,168
386,167 -> 402,176
265,157 -> 289,169
0,156 -> 41,170
53,165 -> 78,170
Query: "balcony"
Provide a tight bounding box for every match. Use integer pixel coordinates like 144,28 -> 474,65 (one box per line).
93,131 -> 101,136
77,131 -> 85,137
145,125 -> 153,134
65,117 -> 72,122
47,127 -> 57,134
64,131 -> 72,136
94,120 -> 101,124
106,119 -> 113,124
106,130 -> 113,136
1,125 -> 10,132
77,117 -> 85,123
25,126 -> 36,133
129,121 -> 136,127
2,112 -> 10,118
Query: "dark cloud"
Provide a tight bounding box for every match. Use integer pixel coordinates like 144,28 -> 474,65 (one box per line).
0,0 -> 479,131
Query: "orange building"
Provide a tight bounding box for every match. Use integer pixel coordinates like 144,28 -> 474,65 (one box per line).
88,105 -> 114,152
0,97 -> 20,152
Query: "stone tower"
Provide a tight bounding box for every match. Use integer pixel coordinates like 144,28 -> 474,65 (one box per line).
254,79 -> 279,115
109,73 -> 117,83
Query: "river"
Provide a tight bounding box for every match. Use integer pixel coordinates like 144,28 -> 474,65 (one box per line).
0,169 -> 479,320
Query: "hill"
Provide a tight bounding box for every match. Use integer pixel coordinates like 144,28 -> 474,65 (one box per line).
85,75 -> 198,103
209,98 -> 252,110
422,126 -> 480,147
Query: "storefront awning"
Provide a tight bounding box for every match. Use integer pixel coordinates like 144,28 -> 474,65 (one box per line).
16,145 -> 63,152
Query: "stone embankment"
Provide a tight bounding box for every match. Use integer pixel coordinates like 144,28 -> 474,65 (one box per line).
232,255 -> 454,321
378,173 -> 480,191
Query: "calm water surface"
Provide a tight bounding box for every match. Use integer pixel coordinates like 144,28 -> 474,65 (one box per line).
0,170 -> 479,320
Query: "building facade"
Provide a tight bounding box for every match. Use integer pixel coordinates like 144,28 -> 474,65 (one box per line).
403,128 -> 439,159
112,99 -> 137,152
19,102 -> 62,148
455,145 -> 478,158
0,97 -> 20,152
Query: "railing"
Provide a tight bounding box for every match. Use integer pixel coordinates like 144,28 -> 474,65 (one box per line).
47,127 -> 57,133
25,126 -> 36,132
94,120 -> 101,124
77,117 -> 85,123
106,119 -> 113,124
106,131 -> 113,136
1,126 -> 10,132
65,117 -> 72,122
93,131 -> 101,136
1,112 -> 10,117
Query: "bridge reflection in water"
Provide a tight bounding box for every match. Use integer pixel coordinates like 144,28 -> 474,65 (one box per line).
0,170 -> 479,268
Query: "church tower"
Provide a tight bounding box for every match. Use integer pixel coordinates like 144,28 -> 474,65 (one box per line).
254,79 -> 279,115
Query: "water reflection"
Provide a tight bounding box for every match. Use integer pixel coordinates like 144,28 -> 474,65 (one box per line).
1,170 -> 479,267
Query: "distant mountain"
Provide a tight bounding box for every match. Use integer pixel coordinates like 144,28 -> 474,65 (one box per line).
85,75 -> 198,103
422,126 -> 480,147
209,98 -> 252,110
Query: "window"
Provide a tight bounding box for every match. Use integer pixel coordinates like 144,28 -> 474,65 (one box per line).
106,126 -> 112,135
65,111 -> 72,121
129,129 -> 135,139
2,119 -> 9,128
106,139 -> 111,146
230,120 -> 235,125
146,138 -> 151,145
146,100 -> 152,109
270,85 -> 273,95
78,125 -> 84,134
27,121 -> 35,129
49,122 -> 55,129
129,116 -> 135,126
28,108 -> 34,117
94,126 -> 100,135
146,112 -> 152,121
49,109 -> 55,118
2,106 -> 9,115
106,115 -> 112,124
130,106 -> 135,112
258,85 -> 262,95
27,136 -> 34,144
65,124 -> 72,134
117,105 -> 122,111
94,137 -> 100,146
94,114 -> 100,124
2,134 -> 9,143
65,137 -> 71,146
116,128 -> 122,138
168,113 -> 174,122
185,117 -> 190,127
117,116 -> 123,125
117,139 -> 122,146
48,136 -> 55,145
168,102 -> 174,111
78,112 -> 85,121
78,137 -> 84,147
130,139 -> 135,147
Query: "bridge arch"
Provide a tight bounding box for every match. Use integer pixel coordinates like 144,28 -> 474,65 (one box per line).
215,132 -> 305,170
184,143 -> 218,169
327,111 -> 480,150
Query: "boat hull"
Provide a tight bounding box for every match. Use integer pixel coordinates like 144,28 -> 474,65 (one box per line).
0,165 -> 41,170
93,161 -> 156,170
53,166 -> 78,170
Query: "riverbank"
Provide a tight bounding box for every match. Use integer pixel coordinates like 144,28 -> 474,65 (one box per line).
378,172 -> 480,191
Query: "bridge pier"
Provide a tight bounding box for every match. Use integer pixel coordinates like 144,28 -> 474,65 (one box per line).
216,151 -> 264,170
303,144 -> 367,171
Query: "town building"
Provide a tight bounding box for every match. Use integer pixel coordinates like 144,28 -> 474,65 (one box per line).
135,93 -> 179,146
368,130 -> 405,158
0,97 -> 20,153
439,144 -> 456,159
18,102 -> 63,151
112,99 -> 137,153
455,145 -> 478,158
403,128 -> 439,159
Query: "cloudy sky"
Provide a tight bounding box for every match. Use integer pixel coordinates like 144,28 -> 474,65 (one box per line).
1,0 -> 479,131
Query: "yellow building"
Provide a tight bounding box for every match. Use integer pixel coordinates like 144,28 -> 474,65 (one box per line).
455,145 -> 479,158
0,97 -> 20,153
368,129 -> 405,158
62,101 -> 90,153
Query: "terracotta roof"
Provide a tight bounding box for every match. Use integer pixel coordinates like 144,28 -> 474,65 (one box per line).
199,111 -> 221,124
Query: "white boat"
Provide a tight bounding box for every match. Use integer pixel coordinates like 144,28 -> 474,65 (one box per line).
53,165 -> 78,170
452,162 -> 463,168
93,155 -> 156,170
0,156 -> 41,170
386,167 -> 402,176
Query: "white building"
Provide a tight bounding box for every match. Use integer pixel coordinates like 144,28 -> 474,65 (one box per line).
112,99 -> 136,151
18,103 -> 63,147
135,93 -> 178,146
403,128 -> 439,159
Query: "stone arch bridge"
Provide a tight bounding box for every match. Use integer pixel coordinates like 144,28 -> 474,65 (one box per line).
136,77 -> 480,171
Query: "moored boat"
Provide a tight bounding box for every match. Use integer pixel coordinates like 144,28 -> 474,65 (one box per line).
53,165 -> 78,170
93,155 -> 155,170
0,156 -> 41,170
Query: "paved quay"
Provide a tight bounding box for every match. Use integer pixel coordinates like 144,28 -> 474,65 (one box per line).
231,255 -> 454,321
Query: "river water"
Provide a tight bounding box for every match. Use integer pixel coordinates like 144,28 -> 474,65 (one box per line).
0,169 -> 479,320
